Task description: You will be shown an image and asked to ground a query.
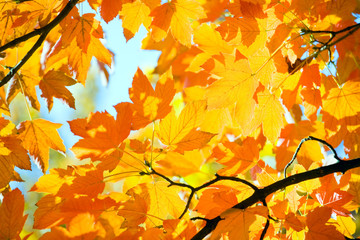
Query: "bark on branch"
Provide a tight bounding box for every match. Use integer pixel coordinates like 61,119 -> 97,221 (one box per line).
191,137 -> 360,240
0,0 -> 80,87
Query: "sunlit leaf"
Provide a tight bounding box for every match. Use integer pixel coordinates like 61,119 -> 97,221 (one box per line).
18,119 -> 65,173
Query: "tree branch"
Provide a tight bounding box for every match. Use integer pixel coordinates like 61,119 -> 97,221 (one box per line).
191,137 -> 360,240
0,0 -> 80,87
147,168 -> 258,219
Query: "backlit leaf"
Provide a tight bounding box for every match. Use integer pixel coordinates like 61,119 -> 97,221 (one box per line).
322,81 -> 360,131
159,101 -> 206,147
210,206 -> 268,240
129,68 -> 175,130
18,119 -> 65,173
39,70 -> 77,111
150,0 -> 206,46
0,189 -> 27,239
120,0 -> 152,41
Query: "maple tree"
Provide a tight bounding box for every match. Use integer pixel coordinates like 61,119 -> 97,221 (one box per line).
1,0 -> 360,239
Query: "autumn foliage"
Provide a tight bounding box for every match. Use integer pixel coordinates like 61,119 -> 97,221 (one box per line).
1,0 -> 360,239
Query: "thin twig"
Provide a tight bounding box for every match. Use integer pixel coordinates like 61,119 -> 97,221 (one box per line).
300,23 -> 360,36
284,136 -> 342,179
0,0 -> 80,87
148,168 -> 258,220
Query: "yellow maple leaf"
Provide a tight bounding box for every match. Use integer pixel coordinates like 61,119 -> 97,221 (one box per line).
193,23 -> 233,55
254,89 -> 285,143
322,80 -> 360,131
158,101 -> 206,147
120,0 -> 152,41
205,54 -> 258,110
130,181 -> 186,226
18,119 -> 65,173
150,0 -> 206,46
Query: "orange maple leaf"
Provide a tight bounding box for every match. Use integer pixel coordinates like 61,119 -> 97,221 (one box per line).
30,167 -> 75,194
70,103 -> 132,160
6,69 -> 40,110
117,193 -> 149,228
99,0 -> 123,23
193,23 -> 233,55
0,188 -> 28,239
61,13 -> 103,52
210,206 -> 268,240
18,119 -> 65,173
194,185 -> 239,218
39,70 -> 77,111
129,68 -> 175,130
40,213 -> 99,239
305,207 -> 344,240
217,137 -> 259,175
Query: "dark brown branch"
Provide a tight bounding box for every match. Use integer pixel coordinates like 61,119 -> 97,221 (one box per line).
0,0 -> 80,87
191,147 -> 360,239
147,168 -> 258,220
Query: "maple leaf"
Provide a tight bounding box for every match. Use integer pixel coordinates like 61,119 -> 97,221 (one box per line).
0,188 -> 28,239
254,89 -> 285,143
61,13 -> 103,52
126,181 -> 186,226
156,150 -> 204,176
46,35 -> 113,85
120,0 -> 153,41
0,136 -> 31,189
203,53 -> 261,134
129,68 -> 175,130
210,206 -> 268,240
217,17 -> 260,46
39,70 -> 77,111
150,0 -> 206,46
40,213 -> 100,239
117,193 -> 149,228
305,207 -> 344,240
194,185 -> 239,218
70,103 -> 132,160
0,87 -> 10,116
99,0 -> 123,23
193,23 -> 233,55
34,194 -> 117,229
18,119 -> 65,173
228,0 -> 267,19
57,168 -> 105,198
322,80 -> 360,131
311,174 -> 354,217
30,166 -> 75,194
217,137 -> 259,175
159,101 -> 215,152
6,69 -> 40,110
163,219 -> 197,239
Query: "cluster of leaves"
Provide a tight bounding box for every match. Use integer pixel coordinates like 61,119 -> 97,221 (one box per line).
1,0 -> 360,239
